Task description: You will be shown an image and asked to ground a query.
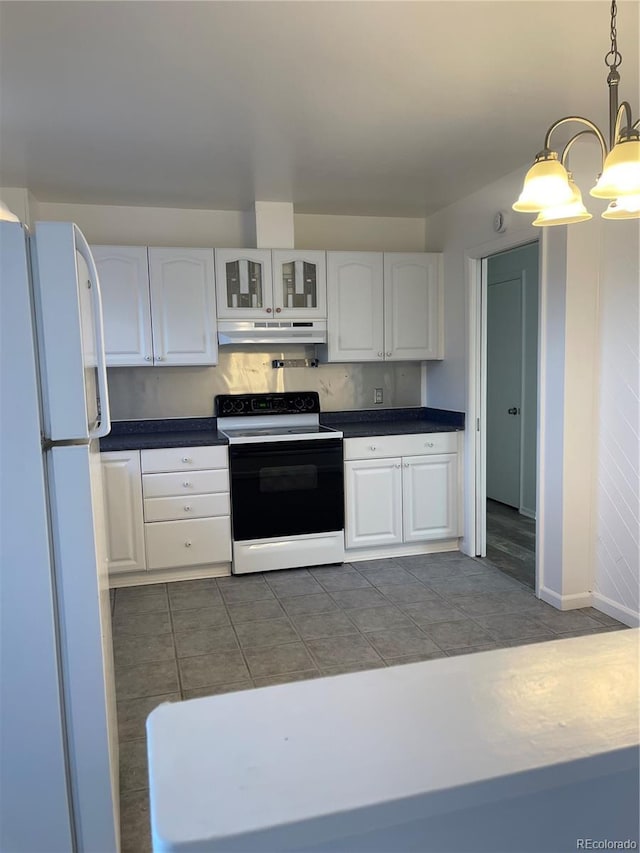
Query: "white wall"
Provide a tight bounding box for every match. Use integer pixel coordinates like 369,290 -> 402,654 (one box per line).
0,186 -> 37,225
31,199 -> 428,252
424,169 -> 536,412
34,199 -> 255,247
295,213 -> 426,251
592,219 -> 640,626
424,151 -> 639,625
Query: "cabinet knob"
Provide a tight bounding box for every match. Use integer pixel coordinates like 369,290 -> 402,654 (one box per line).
157,356 -> 165,361
275,307 -> 282,313
386,351 -> 392,357
395,464 -> 401,469
181,456 -> 192,463
183,481 -> 191,487
370,445 -> 376,451
377,352 -> 383,358
404,463 -> 409,468
266,307 -> 272,313
426,442 -> 435,448
144,356 -> 152,361
185,541 -> 192,548
184,505 -> 192,512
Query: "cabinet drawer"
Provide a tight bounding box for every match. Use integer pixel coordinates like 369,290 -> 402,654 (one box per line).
142,469 -> 229,498
141,445 -> 227,474
344,432 -> 458,461
145,517 -> 231,570
143,493 -> 230,523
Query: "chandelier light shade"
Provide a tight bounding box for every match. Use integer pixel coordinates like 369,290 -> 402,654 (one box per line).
601,194 -> 640,220
513,153 -> 574,212
532,176 -> 593,227
514,0 -> 640,225
590,137 -> 640,198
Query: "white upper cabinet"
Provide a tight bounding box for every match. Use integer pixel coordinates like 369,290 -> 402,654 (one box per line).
92,246 -> 153,366
326,252 -> 385,362
384,253 -> 442,360
272,250 -> 326,318
148,248 -> 217,366
94,245 -> 218,367
215,249 -> 273,319
324,251 -> 442,362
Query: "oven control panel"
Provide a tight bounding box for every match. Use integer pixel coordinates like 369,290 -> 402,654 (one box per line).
215,392 -> 321,417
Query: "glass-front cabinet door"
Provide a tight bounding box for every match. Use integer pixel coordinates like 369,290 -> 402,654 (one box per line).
272,250 -> 326,318
214,249 -> 273,319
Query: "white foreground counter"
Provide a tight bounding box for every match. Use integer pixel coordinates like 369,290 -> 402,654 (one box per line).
147,630 -> 639,852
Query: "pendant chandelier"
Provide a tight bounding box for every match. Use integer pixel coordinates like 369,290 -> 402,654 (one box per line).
513,0 -> 640,226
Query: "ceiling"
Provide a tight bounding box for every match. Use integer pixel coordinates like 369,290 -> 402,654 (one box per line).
0,1 -> 638,217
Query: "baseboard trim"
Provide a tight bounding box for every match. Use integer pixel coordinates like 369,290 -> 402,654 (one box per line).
519,507 -> 536,520
538,586 -> 592,611
110,562 -> 231,588
592,592 -> 640,628
345,539 -> 460,564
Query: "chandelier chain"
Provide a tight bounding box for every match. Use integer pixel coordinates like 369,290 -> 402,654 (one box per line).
605,0 -> 622,70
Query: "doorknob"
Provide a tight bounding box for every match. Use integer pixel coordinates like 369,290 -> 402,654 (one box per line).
508,407 -> 519,415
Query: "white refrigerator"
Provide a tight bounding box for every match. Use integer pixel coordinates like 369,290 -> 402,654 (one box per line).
0,221 -> 119,852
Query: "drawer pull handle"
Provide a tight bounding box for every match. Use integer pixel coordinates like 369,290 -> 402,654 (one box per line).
185,541 -> 192,548
181,456 -> 192,463
183,481 -> 192,487
184,505 -> 192,512
426,442 -> 435,448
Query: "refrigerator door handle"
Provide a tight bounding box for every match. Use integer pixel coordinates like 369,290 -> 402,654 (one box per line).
73,225 -> 111,439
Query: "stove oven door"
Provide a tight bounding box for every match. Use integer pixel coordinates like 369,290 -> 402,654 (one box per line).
229,438 -> 344,542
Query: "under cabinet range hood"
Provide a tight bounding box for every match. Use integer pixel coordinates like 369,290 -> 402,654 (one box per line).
218,320 -> 327,345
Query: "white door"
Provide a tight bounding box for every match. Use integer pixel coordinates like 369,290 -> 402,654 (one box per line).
148,248 -> 218,366
101,450 -> 146,576
345,458 -> 403,548
384,253 -> 442,360
92,246 -> 153,366
215,249 -> 273,319
272,250 -> 327,318
402,454 -> 458,542
486,276 -> 522,507
326,252 -> 384,362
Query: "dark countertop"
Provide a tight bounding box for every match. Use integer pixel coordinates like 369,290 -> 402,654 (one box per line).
99,408 -> 465,451
99,418 -> 227,451
321,407 -> 465,439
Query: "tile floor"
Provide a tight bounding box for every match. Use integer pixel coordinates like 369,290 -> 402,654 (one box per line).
112,553 -> 626,852
486,499 -> 536,588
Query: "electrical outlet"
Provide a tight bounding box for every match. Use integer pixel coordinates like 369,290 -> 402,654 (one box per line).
374,388 -> 383,404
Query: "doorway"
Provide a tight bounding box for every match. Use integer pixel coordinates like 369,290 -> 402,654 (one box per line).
484,242 -> 539,587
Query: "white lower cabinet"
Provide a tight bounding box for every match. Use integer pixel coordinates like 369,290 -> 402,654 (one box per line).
141,446 -> 231,572
345,458 -> 403,549
145,517 -> 231,571
402,454 -> 459,542
101,445 -> 231,583
101,450 -> 146,575
344,434 -> 461,552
